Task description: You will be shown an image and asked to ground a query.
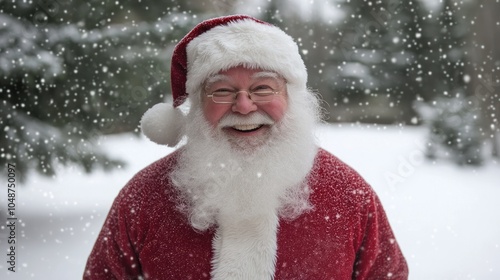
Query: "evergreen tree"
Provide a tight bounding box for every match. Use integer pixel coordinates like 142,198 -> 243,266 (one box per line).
322,0 -> 429,123
414,0 -> 489,165
0,0 -> 197,180
416,96 -> 483,165
466,0 -> 500,159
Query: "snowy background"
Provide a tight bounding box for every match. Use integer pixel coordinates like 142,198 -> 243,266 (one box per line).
1,123 -> 499,280
1,0 -> 499,279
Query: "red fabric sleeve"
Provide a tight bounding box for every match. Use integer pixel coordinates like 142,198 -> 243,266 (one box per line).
83,187 -> 143,280
353,191 -> 409,279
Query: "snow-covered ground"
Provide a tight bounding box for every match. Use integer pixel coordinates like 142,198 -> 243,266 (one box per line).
1,124 -> 499,279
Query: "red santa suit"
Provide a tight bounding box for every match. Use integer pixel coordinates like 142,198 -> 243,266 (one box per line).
85,14 -> 408,279
84,148 -> 408,279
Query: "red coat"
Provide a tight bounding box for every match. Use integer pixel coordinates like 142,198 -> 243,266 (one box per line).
84,148 -> 408,279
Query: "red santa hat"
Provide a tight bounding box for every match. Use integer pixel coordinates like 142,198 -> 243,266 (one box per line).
141,15 -> 308,146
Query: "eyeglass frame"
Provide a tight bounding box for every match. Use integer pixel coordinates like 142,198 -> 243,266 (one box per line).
203,71 -> 287,104
206,89 -> 281,104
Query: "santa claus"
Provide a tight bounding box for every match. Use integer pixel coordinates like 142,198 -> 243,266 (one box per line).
84,15 -> 408,279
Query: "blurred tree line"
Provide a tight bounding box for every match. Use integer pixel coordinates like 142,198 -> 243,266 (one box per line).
264,0 -> 499,165
1,0 -> 200,180
1,0 -> 499,181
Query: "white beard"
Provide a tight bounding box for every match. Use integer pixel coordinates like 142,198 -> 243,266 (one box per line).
170,87 -> 320,279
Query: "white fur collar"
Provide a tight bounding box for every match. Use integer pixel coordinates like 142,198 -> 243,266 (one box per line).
211,210 -> 279,280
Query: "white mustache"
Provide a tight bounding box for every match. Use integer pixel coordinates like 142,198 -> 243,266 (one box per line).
218,112 -> 275,128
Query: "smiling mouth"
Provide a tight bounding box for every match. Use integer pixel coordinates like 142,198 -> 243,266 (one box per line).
231,124 -> 263,132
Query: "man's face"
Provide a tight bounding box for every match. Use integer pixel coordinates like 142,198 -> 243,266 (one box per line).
201,66 -> 288,141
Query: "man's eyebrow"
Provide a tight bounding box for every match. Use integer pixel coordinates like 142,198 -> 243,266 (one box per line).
204,74 -> 230,88
251,71 -> 279,80
204,71 -> 280,88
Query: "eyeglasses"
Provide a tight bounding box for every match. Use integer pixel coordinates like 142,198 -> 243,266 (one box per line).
206,89 -> 280,104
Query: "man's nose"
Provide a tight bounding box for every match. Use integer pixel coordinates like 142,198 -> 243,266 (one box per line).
232,91 -> 258,114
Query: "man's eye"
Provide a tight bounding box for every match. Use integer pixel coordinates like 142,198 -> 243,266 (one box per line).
253,85 -> 272,90
213,89 -> 234,96
252,85 -> 274,94
252,85 -> 275,93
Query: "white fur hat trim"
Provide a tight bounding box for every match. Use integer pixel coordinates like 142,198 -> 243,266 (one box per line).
185,18 -> 308,97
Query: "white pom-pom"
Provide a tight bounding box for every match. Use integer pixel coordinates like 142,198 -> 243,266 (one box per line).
140,103 -> 184,146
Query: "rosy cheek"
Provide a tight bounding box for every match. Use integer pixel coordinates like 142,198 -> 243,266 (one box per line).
203,102 -> 230,127
262,98 -> 287,122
